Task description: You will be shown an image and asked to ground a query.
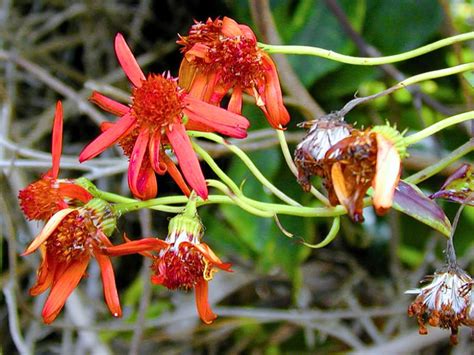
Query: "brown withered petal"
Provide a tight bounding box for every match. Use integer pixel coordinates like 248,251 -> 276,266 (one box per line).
294,117 -> 352,192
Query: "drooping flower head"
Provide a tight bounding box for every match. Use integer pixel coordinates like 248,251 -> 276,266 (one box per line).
406,265 -> 474,344
18,101 -> 93,220
295,121 -> 404,222
80,33 -> 250,200
22,198 -> 121,324
106,199 -> 231,324
177,17 -> 290,129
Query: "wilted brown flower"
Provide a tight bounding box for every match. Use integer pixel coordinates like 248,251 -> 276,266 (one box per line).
295,121 -> 403,222
406,265 -> 474,345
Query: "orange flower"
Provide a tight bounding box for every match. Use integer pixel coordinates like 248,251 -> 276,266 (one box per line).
178,17 -> 290,129
22,199 -> 121,324
18,101 -> 92,220
106,208 -> 231,324
80,33 -> 250,200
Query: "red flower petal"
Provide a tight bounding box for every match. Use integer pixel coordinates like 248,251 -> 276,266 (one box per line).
194,279 -> 217,324
183,96 -> 249,139
49,101 -> 63,179
79,112 -> 136,162
106,238 -> 169,256
22,208 -> 75,256
90,91 -> 129,117
30,251 -> 55,296
114,33 -> 146,88
166,123 -> 208,199
148,130 -> 166,174
41,257 -> 89,324
128,129 -> 153,199
94,248 -> 122,318
161,152 -> 191,196
58,183 -> 93,203
259,54 -> 290,129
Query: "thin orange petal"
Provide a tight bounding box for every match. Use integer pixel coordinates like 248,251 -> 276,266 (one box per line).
90,91 -> 129,117
228,86 -> 243,115
94,250 -> 122,317
166,123 -> 208,199
161,152 -> 191,196
106,238 -> 169,256
114,33 -> 146,88
79,112 -> 136,162
373,134 -> 401,215
184,43 -> 210,62
183,96 -> 249,139
195,279 -> 217,324
221,17 -> 243,37
42,257 -> 89,324
331,163 -> 349,207
50,101 -> 63,179
193,243 -> 232,271
30,252 -> 55,296
22,208 -> 75,256
178,60 -> 197,92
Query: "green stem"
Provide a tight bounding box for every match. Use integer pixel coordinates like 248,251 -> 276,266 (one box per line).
193,140 -> 347,217
404,111 -> 474,146
396,63 -> 474,90
338,63 -> 474,116
300,217 -> 340,249
207,180 -> 275,217
405,139 -> 474,184
259,32 -> 474,65
189,131 -> 301,206
276,130 -> 330,205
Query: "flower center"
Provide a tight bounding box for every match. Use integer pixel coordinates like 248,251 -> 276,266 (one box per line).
209,36 -> 264,88
151,245 -> 205,290
131,74 -> 184,131
18,178 -> 64,221
45,210 -> 101,263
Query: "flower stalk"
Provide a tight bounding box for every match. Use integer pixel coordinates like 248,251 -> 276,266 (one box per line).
259,32 -> 474,65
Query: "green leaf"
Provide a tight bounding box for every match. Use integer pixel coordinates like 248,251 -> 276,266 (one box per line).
392,181 -> 452,237
285,0 -> 366,87
363,0 -> 444,54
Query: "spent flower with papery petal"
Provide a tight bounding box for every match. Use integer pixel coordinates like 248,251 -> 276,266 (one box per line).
22,198 -> 121,324
18,101 -> 93,220
406,265 -> 474,345
178,17 -> 290,129
295,122 -> 405,222
106,199 -> 231,324
80,33 -> 249,200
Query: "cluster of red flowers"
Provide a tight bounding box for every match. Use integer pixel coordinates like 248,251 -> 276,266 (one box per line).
18,17 -> 405,325
19,17 -> 289,325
